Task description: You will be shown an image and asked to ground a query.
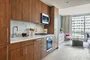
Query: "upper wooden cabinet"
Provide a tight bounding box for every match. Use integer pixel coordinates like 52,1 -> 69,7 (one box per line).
0,0 -> 10,27
30,0 -> 40,23
40,2 -> 50,15
0,0 -> 10,45
22,0 -> 29,21
11,0 -> 51,23
11,0 -> 41,23
11,0 -> 22,20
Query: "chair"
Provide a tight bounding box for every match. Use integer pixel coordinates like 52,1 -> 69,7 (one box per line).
65,33 -> 71,41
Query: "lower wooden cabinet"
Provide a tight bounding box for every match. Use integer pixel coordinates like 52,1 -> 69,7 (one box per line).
0,45 -> 7,60
33,39 -> 41,60
10,48 -> 25,60
25,45 -> 34,60
10,40 -> 34,60
9,37 -> 57,60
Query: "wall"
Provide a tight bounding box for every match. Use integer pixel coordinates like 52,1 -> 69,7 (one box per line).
10,20 -> 44,37
59,3 -> 90,15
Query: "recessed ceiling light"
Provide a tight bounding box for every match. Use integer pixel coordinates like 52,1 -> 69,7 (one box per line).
66,2 -> 69,4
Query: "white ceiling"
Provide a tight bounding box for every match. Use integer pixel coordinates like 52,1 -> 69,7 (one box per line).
41,0 -> 90,9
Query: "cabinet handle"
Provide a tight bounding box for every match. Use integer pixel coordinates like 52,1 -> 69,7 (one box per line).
7,28 -> 8,44
20,49 -> 23,56
25,47 -> 27,55
23,47 -> 27,55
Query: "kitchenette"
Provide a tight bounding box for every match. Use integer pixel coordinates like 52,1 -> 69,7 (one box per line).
10,14 -> 57,60
0,0 -> 60,60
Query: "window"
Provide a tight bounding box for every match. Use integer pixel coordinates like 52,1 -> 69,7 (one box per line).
72,15 -> 90,39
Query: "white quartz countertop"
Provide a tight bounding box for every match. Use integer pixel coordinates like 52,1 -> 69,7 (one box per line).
10,34 -> 55,44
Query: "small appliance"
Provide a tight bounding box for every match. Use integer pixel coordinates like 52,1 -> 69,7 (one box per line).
41,13 -> 50,24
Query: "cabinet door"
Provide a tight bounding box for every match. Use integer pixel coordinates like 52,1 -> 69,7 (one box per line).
0,27 -> 8,46
11,0 -> 22,20
0,0 -> 10,27
31,0 -> 40,23
34,40 -> 41,60
28,0 -> 32,22
0,45 -> 7,60
10,48 -> 25,60
22,0 -> 29,21
41,2 -> 50,15
25,45 -> 34,60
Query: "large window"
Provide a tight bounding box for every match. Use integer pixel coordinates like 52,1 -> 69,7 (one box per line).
72,15 -> 90,39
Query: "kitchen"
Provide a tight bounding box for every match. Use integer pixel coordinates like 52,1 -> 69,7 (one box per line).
0,0 -> 60,60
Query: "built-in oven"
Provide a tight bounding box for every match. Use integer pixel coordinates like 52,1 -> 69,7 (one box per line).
46,37 -> 53,52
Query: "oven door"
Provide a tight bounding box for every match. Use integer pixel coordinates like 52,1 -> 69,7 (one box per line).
46,37 -> 53,52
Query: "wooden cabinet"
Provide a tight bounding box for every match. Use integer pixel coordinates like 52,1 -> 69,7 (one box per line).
11,0 -> 22,20
33,39 -> 41,60
22,0 -> 29,21
31,0 -> 40,23
11,0 -> 41,23
0,27 -> 9,46
0,0 -> 10,45
10,40 -> 34,60
45,6 -> 59,34
9,37 -> 58,60
0,45 -> 7,60
0,0 -> 10,27
10,48 -> 25,60
40,1 -> 50,15
25,45 -> 34,60
0,0 -> 10,59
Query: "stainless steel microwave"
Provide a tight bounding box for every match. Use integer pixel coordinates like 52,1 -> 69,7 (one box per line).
41,13 -> 50,24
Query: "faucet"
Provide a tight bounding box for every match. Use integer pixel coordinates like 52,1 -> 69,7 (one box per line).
12,26 -> 18,38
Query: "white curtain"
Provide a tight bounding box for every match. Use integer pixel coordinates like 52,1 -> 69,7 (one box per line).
62,15 -> 72,34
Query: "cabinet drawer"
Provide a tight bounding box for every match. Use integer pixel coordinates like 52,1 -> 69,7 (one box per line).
10,42 -> 21,50
10,40 -> 34,50
20,40 -> 34,47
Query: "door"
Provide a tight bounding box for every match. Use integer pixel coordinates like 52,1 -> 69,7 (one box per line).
31,0 -> 40,23
34,40 -> 41,60
25,45 -> 34,60
0,0 -> 10,45
22,0 -> 29,21
10,48 -> 25,60
0,0 -> 9,27
0,27 -> 8,46
11,0 -> 22,20
0,45 -> 7,60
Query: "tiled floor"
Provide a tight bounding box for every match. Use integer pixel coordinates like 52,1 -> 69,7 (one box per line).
42,41 -> 90,60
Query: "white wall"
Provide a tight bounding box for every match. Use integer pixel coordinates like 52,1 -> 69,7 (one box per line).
59,3 -> 90,15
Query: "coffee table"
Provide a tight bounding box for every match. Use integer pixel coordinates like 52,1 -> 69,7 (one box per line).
71,38 -> 83,46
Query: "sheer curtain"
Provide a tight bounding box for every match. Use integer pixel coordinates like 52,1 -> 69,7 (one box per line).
62,15 -> 72,34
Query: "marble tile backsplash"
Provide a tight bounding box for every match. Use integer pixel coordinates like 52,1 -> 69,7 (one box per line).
10,20 -> 44,36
